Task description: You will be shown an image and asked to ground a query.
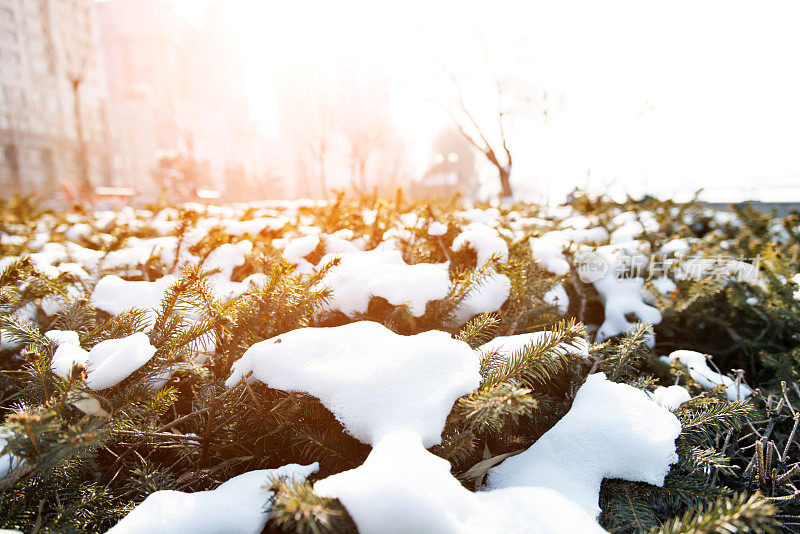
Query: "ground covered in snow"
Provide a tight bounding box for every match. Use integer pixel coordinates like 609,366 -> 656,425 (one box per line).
0,195 -> 797,533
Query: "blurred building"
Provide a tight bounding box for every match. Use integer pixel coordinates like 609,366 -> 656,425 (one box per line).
275,63 -> 404,198
0,0 -> 110,197
410,128 -> 478,199
97,0 -> 259,199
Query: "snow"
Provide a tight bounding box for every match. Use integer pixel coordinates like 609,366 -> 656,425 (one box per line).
661,238 -> 692,256
314,430 -> 603,534
0,430 -> 23,481
452,270 -> 511,326
64,223 -> 93,241
226,322 -> 481,447
48,330 -> 85,377
45,329 -> 80,347
323,233 -> 363,254
210,272 -> 268,301
455,208 -> 501,227
56,262 -> 90,279
452,225 -> 508,267
543,283 -> 569,314
203,240 -> 252,279
362,209 -> 377,225
528,226 -> 609,277
478,330 -> 589,359
609,211 -> 659,244
91,275 -> 177,326
1,302 -> 37,351
650,385 -> 692,411
51,332 -> 156,390
529,238 -> 570,276
451,226 -> 511,325
315,249 -> 451,318
791,273 -> 800,300
40,282 -> 83,316
101,237 -> 178,271
486,373 -> 681,517
218,217 -> 287,236
282,235 -> 320,273
650,276 -> 678,295
428,221 -> 448,236
661,350 -> 753,401
108,463 -> 318,534
592,268 -> 662,345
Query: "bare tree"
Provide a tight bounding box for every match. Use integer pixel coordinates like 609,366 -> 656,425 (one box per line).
338,82 -> 397,196
280,70 -> 339,198
297,93 -> 337,198
40,0 -> 94,202
444,68 -> 514,200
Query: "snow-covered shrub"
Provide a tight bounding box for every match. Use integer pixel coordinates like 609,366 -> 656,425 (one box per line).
0,193 -> 793,533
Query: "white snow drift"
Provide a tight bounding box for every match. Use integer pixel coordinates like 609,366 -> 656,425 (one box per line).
91,275 -> 177,326
51,332 -> 156,390
451,225 -> 511,325
662,350 -> 753,401
225,321 -> 481,446
650,385 -> 692,411
478,330 -> 590,359
107,463 -> 318,534
315,249 -> 451,318
314,431 -> 603,534
486,373 -> 681,517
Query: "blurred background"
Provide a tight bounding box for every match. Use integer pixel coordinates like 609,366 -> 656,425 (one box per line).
0,0 -> 799,206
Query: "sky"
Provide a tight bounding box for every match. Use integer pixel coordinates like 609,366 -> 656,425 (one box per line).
169,0 -> 800,202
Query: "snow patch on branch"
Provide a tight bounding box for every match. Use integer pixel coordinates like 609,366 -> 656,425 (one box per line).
486,373 -> 681,517
314,431 -> 603,534
662,350 -> 753,401
315,249 -> 451,318
107,463 -> 318,534
226,322 -> 480,446
51,332 -> 156,390
451,225 -> 511,325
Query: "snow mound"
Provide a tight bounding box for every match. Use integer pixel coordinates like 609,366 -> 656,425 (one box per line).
478,330 -> 589,358
428,221 -> 448,236
662,350 -> 753,401
452,225 -> 508,266
101,237 -> 178,271
594,275 -> 662,344
282,235 -> 320,273
650,385 -> 692,411
51,332 -> 156,390
316,249 -> 451,318
203,240 -> 252,279
314,431 -> 603,534
543,283 -> 569,314
108,463 -> 318,534
529,238 -> 570,276
91,275 -> 177,326
218,216 -> 287,236
226,322 -> 480,446
486,373 -> 681,517
451,226 -> 511,325
45,329 -> 80,347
